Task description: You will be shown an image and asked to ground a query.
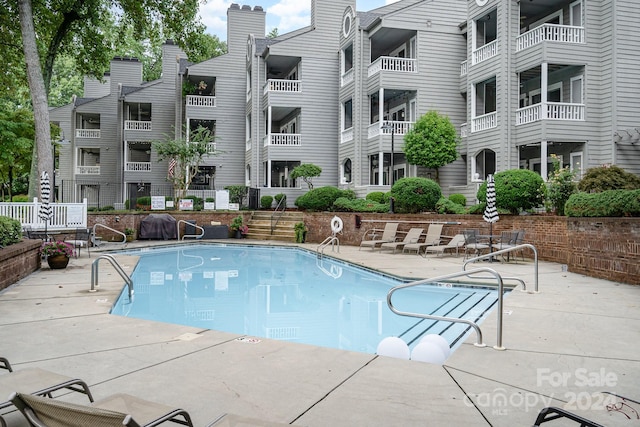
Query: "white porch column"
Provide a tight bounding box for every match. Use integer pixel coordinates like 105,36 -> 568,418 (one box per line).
378,88 -> 384,126
541,62 -> 548,117
541,140 -> 548,181
267,159 -> 272,188
378,151 -> 384,185
267,106 -> 272,145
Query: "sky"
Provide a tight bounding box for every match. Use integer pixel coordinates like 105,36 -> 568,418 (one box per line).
199,0 -> 401,42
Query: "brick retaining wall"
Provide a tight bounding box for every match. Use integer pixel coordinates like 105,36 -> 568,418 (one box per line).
86,212 -> 640,285
0,239 -> 41,291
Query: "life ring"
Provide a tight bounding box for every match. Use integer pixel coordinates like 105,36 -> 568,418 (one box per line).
331,216 -> 344,234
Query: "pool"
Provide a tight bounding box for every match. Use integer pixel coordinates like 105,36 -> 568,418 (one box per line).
111,244 -> 504,354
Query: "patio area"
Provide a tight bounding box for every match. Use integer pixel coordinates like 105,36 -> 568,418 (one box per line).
0,240 -> 638,426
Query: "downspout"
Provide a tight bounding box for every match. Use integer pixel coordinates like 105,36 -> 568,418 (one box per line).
358,22 -> 364,188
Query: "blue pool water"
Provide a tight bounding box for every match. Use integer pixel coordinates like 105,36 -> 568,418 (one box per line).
111,244 -> 503,354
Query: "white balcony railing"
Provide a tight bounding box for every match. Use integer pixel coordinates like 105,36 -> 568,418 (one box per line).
471,112 -> 497,133
75,129 -> 101,138
368,56 -> 417,77
263,133 -> 302,146
516,24 -> 585,52
186,95 -> 217,107
460,60 -> 468,77
206,142 -> 216,153
516,102 -> 585,125
76,165 -> 100,175
246,139 -> 251,151
472,40 -> 498,65
263,79 -> 301,94
341,68 -> 354,87
341,128 -> 354,143
124,120 -> 152,131
125,162 -> 151,172
460,122 -> 468,138
368,121 -> 415,138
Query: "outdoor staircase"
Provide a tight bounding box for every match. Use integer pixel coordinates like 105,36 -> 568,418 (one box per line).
245,211 -> 303,242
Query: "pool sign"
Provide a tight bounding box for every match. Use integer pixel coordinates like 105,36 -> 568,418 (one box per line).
179,199 -> 194,210
151,196 -> 165,210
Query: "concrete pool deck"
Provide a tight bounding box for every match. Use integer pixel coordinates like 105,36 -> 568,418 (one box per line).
0,239 -> 638,426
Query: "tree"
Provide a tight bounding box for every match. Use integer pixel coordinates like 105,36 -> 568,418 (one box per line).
267,28 -> 279,39
153,126 -> 217,200
403,110 -> 459,184
290,163 -> 322,189
11,0 -> 206,197
0,108 -> 34,200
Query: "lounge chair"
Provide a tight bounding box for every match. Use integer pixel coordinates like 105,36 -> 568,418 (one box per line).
10,391 -> 193,427
423,234 -> 466,257
379,228 -> 424,253
64,227 -> 92,258
359,222 -> 399,251
463,229 -> 490,260
402,224 -> 444,255
0,357 -> 94,427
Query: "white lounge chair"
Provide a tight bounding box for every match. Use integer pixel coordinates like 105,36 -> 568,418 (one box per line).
423,234 -> 466,257
359,222 -> 399,251
402,224 -> 444,255
380,228 -> 424,253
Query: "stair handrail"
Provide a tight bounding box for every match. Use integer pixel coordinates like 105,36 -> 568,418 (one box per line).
317,235 -> 340,257
270,197 -> 286,234
387,267 -> 508,350
177,220 -> 205,240
93,223 -> 126,244
463,244 -> 539,293
90,254 -> 134,301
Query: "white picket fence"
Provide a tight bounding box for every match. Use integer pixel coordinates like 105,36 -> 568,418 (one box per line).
0,198 -> 87,230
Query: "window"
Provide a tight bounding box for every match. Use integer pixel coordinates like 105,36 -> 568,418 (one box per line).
343,44 -> 353,73
342,159 -> 352,183
570,75 -> 583,103
473,149 -> 496,181
343,99 -> 353,130
570,0 -> 583,27
570,152 -> 583,180
246,164 -> 251,186
343,13 -> 352,37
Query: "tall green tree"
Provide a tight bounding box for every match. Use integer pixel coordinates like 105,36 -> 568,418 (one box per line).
290,163 -> 322,189
153,126 -> 217,200
11,0 -> 207,197
0,108 -> 34,200
403,110 -> 459,184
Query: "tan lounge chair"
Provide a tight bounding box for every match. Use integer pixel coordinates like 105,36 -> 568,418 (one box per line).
0,357 -> 94,427
423,234 -> 466,257
359,222 -> 399,251
10,391 -> 193,427
380,228 -> 424,253
402,224 -> 444,255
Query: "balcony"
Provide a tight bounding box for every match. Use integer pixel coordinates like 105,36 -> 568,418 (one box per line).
341,68 -> 354,87
460,123 -> 468,138
125,162 -> 151,172
76,166 -> 100,175
516,102 -> 585,125
368,57 -> 417,77
263,79 -> 301,94
516,24 -> 585,52
341,128 -> 354,143
472,40 -> 498,65
471,112 -> 497,133
368,120 -> 415,138
75,129 -> 100,138
460,60 -> 468,77
263,133 -> 301,146
124,121 -> 152,131
186,95 -> 216,108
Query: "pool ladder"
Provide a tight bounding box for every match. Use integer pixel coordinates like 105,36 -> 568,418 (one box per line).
317,236 -> 339,258
90,254 -> 134,301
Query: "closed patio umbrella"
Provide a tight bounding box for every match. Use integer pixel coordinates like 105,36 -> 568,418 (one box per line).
38,171 -> 52,237
483,174 -> 499,258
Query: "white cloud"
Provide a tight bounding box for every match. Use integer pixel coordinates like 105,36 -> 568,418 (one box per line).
267,0 -> 311,34
200,0 -> 233,39
385,0 -> 401,4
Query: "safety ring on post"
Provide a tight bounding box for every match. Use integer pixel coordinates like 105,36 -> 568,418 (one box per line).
331,216 -> 344,234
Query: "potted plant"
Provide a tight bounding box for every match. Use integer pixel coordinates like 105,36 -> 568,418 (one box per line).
41,241 -> 74,269
294,222 -> 308,243
124,228 -> 136,242
230,216 -> 245,239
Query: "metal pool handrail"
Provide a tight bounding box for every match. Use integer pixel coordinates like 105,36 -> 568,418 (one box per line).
463,244 -> 539,293
93,223 -> 126,244
387,267 -> 507,350
317,236 -> 339,258
90,254 -> 134,301
177,219 -> 204,240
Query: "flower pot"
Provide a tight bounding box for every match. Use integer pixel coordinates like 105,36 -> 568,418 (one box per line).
234,230 -> 242,239
47,254 -> 69,269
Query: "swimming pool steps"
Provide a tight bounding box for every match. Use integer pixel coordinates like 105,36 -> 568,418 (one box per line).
398,290 -> 499,349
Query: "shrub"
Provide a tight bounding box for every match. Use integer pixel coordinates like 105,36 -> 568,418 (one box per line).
182,195 -> 203,211
448,193 -> 466,206
365,191 -> 387,204
577,165 -> 640,193
546,157 -> 577,216
565,190 -> 640,217
436,197 -> 466,214
225,185 -> 248,205
12,195 -> 29,202
390,177 -> 442,214
261,195 -> 274,209
205,197 -> 215,202
477,169 -> 545,214
41,241 -> 74,257
0,216 -> 22,247
274,193 -> 286,206
100,206 -> 114,211
333,197 -> 389,213
295,186 -> 346,211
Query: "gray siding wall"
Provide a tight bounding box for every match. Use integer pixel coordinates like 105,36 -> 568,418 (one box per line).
83,76 -> 110,98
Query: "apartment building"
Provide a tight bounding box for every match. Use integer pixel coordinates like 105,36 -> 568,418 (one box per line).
50,0 -> 640,207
